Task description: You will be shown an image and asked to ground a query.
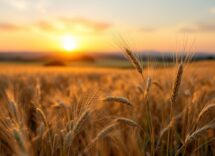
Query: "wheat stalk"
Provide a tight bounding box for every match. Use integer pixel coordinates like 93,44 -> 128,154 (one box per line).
195,103 -> 215,127
152,81 -> 164,91
0,119 -> 19,155
124,48 -> 143,75
114,117 -> 139,127
64,130 -> 73,148
159,118 -> 175,139
7,100 -> 19,121
176,122 -> 215,156
103,96 -> 133,107
36,108 -> 48,127
81,123 -> 119,155
185,123 -> 215,144
12,128 -> 27,153
72,109 -> 91,135
171,63 -> 184,105
144,76 -> 152,97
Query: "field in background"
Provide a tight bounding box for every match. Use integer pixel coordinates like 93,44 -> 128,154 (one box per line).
0,59 -> 172,69
0,61 -> 215,155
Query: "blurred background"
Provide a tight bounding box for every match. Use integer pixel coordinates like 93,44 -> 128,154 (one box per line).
0,0 -> 215,67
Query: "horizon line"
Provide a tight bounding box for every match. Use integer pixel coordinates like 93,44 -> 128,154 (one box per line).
0,50 -> 214,55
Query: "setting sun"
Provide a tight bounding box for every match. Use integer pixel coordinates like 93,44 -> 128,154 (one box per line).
61,35 -> 77,52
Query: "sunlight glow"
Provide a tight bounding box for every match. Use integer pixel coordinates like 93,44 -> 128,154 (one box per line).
61,35 -> 77,52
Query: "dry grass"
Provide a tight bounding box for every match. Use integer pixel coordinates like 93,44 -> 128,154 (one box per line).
0,58 -> 214,156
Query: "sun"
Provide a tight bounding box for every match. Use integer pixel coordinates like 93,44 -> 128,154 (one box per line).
61,35 -> 77,52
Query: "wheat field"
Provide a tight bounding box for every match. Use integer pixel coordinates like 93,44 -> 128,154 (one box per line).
0,59 -> 215,156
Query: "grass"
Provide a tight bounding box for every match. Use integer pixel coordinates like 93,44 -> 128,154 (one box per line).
0,53 -> 214,155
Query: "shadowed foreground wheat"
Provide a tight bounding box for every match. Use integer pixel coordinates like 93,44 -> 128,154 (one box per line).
0,50 -> 215,156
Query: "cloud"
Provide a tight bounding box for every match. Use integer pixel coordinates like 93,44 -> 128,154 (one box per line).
36,21 -> 57,31
59,17 -> 112,32
179,27 -> 198,33
198,23 -> 215,32
0,17 -> 112,35
34,17 -> 112,34
179,22 -> 215,33
0,23 -> 27,31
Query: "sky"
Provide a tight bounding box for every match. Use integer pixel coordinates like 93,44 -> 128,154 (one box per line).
0,0 -> 215,53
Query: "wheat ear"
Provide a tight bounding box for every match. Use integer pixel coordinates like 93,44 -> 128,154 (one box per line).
171,63 -> 184,105
103,96 -> 133,107
124,48 -> 143,75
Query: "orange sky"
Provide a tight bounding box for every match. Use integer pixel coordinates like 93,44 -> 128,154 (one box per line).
0,0 -> 215,53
